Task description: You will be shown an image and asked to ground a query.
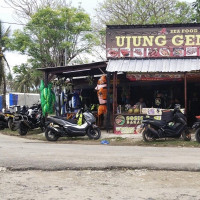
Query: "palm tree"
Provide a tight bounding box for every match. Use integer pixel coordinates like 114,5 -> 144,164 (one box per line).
6,72 -> 15,92
13,64 -> 35,93
0,20 -> 10,109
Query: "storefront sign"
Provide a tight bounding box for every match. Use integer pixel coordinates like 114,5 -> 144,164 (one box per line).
114,114 -> 161,134
106,24 -> 200,58
126,73 -> 183,81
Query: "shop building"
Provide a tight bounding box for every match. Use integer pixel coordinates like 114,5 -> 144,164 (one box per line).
106,23 -> 200,133
39,23 -> 200,134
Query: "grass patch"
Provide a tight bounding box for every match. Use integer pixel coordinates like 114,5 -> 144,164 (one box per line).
1,128 -> 200,147
133,138 -> 200,148
0,128 -> 46,141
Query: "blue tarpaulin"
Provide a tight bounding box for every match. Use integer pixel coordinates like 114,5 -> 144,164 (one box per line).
0,96 -> 2,111
9,93 -> 18,106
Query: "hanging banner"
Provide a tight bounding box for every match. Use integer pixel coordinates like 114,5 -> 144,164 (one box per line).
126,73 -> 183,81
106,24 -> 200,59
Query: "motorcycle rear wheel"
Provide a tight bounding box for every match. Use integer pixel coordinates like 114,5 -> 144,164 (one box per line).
18,123 -> 28,136
87,127 -> 101,140
142,129 -> 155,142
45,128 -> 59,141
182,130 -> 191,141
8,118 -> 18,131
195,128 -> 200,143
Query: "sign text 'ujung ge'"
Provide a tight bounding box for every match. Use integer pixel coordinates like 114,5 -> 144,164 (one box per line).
106,25 -> 200,58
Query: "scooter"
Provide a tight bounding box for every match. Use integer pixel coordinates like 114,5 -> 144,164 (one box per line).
0,114 -> 8,130
141,105 -> 191,142
45,109 -> 101,141
192,116 -> 200,143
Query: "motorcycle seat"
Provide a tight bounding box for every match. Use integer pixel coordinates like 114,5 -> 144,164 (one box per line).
52,116 -> 77,125
144,119 -> 166,127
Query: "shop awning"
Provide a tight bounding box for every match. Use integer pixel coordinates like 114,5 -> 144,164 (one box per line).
37,61 -> 107,78
106,59 -> 200,72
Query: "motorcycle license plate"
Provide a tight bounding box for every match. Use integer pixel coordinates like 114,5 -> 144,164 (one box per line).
50,123 -> 59,128
137,124 -> 145,134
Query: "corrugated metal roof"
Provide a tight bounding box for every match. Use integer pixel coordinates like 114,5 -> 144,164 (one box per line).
106,59 -> 200,72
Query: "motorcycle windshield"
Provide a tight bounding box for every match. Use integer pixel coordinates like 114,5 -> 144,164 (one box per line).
83,112 -> 96,124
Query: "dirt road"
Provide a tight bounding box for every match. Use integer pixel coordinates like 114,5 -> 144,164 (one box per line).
1,169 -> 200,200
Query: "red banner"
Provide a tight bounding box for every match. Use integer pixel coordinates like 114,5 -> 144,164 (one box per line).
126,73 -> 183,81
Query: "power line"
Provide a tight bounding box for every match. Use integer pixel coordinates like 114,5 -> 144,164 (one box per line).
1,21 -> 26,26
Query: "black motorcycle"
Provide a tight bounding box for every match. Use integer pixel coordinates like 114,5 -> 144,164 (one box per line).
192,116 -> 200,143
0,114 -> 8,130
5,105 -> 27,131
141,105 -> 191,142
15,105 -> 45,135
45,109 -> 101,141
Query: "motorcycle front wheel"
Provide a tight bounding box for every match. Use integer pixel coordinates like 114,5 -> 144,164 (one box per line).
142,129 -> 155,142
18,123 -> 28,136
87,127 -> 101,140
45,128 -> 59,141
182,130 -> 191,141
40,126 -> 46,132
195,128 -> 200,143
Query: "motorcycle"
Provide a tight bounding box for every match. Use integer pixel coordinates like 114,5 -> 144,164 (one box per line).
16,104 -> 45,136
192,116 -> 200,143
45,109 -> 101,141
4,105 -> 24,131
141,105 -> 191,142
0,114 -> 8,130
3,112 -> 16,131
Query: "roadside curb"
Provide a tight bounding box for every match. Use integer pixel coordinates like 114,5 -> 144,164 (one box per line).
2,164 -> 200,172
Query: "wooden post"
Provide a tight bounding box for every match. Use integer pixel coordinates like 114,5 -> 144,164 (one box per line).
44,72 -> 49,87
184,73 -> 187,115
112,72 -> 118,133
112,72 -> 116,133
115,72 -> 118,111
106,72 -> 111,132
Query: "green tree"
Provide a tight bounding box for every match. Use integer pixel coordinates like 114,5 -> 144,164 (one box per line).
0,20 -> 10,109
193,0 -> 200,22
95,0 -> 194,25
9,7 -> 95,68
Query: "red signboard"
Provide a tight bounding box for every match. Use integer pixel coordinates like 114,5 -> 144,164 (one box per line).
106,24 -> 200,59
126,73 -> 183,81
114,114 -> 161,134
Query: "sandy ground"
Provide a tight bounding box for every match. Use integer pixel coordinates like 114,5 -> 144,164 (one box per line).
1,169 -> 200,200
